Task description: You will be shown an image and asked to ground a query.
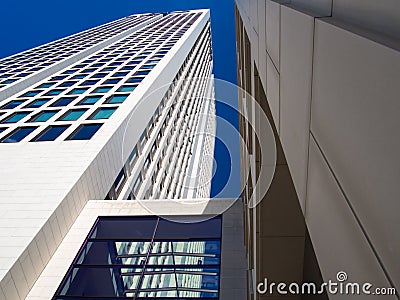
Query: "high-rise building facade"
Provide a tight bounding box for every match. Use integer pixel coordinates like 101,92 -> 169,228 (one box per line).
235,0 -> 399,299
0,9 -> 247,300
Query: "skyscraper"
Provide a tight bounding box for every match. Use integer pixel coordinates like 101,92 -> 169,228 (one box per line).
0,9 -> 246,300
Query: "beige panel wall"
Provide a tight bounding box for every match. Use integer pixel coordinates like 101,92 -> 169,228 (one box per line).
235,0 -> 400,296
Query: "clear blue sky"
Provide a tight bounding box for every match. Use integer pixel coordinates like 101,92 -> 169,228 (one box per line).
0,0 -> 240,198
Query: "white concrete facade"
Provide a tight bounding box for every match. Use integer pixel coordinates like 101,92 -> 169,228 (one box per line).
0,9 -> 217,300
236,0 -> 400,298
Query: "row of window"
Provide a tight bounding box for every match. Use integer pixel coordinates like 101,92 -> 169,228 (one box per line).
0,14 -> 158,88
0,123 -> 102,143
105,19 -> 209,201
0,12 -> 202,139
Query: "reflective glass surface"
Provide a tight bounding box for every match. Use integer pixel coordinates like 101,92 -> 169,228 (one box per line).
54,216 -> 221,299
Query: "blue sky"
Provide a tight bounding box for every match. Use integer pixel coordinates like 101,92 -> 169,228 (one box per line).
0,0 -> 239,198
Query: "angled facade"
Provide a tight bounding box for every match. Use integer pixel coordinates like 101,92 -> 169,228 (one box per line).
235,0 -> 399,299
0,10 -> 247,300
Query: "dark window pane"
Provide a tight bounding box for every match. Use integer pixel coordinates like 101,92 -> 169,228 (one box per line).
78,96 -> 102,105
50,97 -> 76,107
29,110 -> 59,122
33,125 -> 70,142
0,100 -> 25,109
1,127 -> 37,143
1,112 -> 31,123
89,107 -> 116,120
67,124 -> 102,140
24,99 -> 49,108
106,94 -> 128,104
58,109 -> 87,121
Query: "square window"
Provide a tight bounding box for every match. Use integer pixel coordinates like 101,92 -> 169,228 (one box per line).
126,77 -> 143,84
112,71 -> 129,77
67,124 -> 102,140
81,68 -> 96,74
106,94 -> 128,104
0,126 -> 37,143
1,79 -> 17,84
22,90 -> 42,97
44,89 -> 64,96
117,85 -> 136,93
32,125 -> 70,142
142,64 -> 155,69
1,112 -> 31,123
50,75 -> 68,81
135,70 -> 150,76
68,88 -> 88,95
78,96 -> 102,105
62,70 -> 76,75
101,67 -> 115,72
71,74 -> 87,80
0,100 -> 25,110
36,82 -> 55,89
80,80 -> 99,86
29,110 -> 59,122
58,81 -> 78,87
93,86 -> 112,94
50,97 -> 76,107
121,66 -> 135,71
91,73 -> 107,79
89,107 -> 117,120
58,109 -> 87,121
24,99 -> 49,108
103,78 -> 121,85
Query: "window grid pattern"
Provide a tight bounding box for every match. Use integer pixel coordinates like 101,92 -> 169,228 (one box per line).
0,12 -> 202,143
53,216 -> 222,299
0,14 -> 158,90
105,21 -> 212,200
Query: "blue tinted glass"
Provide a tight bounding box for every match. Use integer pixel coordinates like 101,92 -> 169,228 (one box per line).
142,65 -> 155,69
69,88 -> 88,95
113,72 -> 129,77
37,83 -> 54,89
59,109 -> 87,121
30,111 -> 58,122
107,95 -> 128,104
72,74 -> 86,79
93,87 -> 112,93
58,81 -> 77,87
90,108 -> 116,120
2,112 -> 30,123
54,216 -> 221,298
79,96 -> 102,105
117,86 -> 136,93
1,100 -> 25,109
62,70 -> 75,75
51,75 -> 68,81
33,125 -> 70,142
45,89 -> 64,96
68,124 -> 102,140
2,79 -> 17,84
1,127 -> 37,143
104,79 -> 121,85
51,97 -> 75,107
80,80 -> 98,86
91,73 -> 107,79
25,99 -> 48,108
23,91 -> 41,97
0,127 -> 6,134
126,77 -> 143,84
